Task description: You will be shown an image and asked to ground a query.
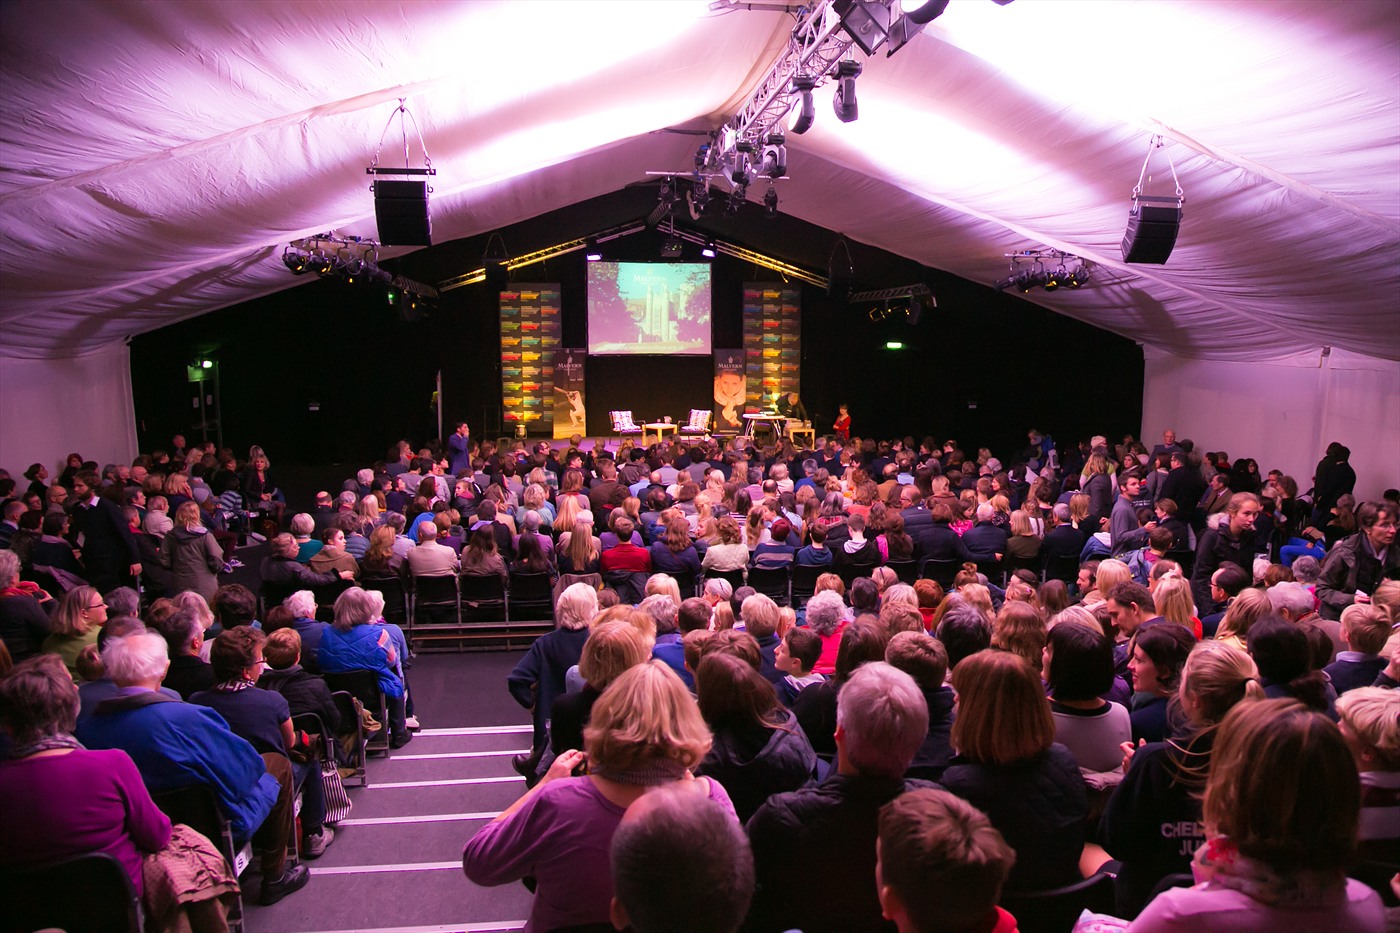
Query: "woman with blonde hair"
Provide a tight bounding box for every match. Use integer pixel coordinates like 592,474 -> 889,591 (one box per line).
1006,509 -> 1043,562
1153,573 -> 1200,637
521,483 -> 554,526
465,662 -> 736,932
942,648 -> 1088,892
1100,640 -> 1265,916
548,620 -> 652,757
1127,699 -> 1381,932
355,495 -> 381,534
1094,559 -> 1134,603
552,493 -> 583,537
1081,453 -> 1114,532
558,519 -> 601,576
1214,587 -> 1272,652
156,500 -> 224,601
41,586 -> 108,681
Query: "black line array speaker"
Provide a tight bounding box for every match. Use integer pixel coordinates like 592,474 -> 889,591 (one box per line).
374,180 -> 432,246
1122,196 -> 1182,264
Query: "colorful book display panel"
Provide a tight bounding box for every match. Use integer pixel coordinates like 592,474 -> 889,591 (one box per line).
741,285 -> 800,413
500,284 -> 561,432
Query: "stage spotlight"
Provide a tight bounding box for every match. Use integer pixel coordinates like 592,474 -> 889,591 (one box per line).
1043,264 -> 1064,292
701,240 -> 717,259
727,185 -> 747,215
647,177 -> 677,229
833,60 -> 862,123
661,236 -> 684,259
902,0 -> 950,25
834,0 -> 891,56
790,76 -> 817,134
763,185 -> 779,216
1014,269 -> 1036,293
1066,264 -> 1091,288
760,134 -> 787,178
282,248 -> 309,274
309,250 -> 334,276
585,238 -> 602,262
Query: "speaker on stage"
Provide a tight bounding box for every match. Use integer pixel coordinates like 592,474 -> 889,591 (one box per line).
374,180 -> 432,246
1122,196 -> 1182,264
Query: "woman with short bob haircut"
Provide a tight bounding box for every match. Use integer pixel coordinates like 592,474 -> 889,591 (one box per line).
1126,622 -> 1197,743
42,585 -> 108,681
1042,622 -> 1131,772
991,599 -> 1046,669
464,662 -> 735,933
941,648 -> 1088,892
1128,699 -> 1382,932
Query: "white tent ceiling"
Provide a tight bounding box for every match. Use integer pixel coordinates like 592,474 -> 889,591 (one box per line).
2,0 -> 1398,362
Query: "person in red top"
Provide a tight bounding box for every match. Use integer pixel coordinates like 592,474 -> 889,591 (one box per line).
877,788 -> 1020,933
833,404 -> 852,443
599,517 -> 652,574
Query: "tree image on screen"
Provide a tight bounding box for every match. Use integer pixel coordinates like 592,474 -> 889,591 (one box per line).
588,262 -> 712,354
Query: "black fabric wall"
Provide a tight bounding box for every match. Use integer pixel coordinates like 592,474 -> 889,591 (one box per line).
131,186 -> 1142,465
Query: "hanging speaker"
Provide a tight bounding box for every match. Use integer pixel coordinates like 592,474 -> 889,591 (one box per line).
374,180 -> 432,246
1122,195 -> 1182,264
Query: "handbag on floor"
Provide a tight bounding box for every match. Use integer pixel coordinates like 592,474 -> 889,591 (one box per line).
321,756 -> 353,824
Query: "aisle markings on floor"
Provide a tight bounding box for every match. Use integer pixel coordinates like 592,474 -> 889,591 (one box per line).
297,922 -> 524,932
388,749 -> 529,761
309,861 -> 463,875
339,811 -> 500,826
370,775 -> 519,790
416,725 -> 532,736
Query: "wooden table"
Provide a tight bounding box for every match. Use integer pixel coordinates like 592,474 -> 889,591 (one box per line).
642,422 -> 678,445
788,424 -> 817,447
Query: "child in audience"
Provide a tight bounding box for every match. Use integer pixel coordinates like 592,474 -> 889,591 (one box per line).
1323,605 -> 1390,694
773,626 -> 825,706
876,788 -> 1019,933
795,523 -> 832,566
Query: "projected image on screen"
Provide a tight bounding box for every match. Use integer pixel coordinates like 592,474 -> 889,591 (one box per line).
587,262 -> 712,355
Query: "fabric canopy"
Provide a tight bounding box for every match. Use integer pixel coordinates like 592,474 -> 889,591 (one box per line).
1,0 -> 1398,362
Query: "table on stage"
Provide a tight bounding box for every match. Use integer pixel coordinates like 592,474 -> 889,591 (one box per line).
642,422 -> 679,445
741,412 -> 787,440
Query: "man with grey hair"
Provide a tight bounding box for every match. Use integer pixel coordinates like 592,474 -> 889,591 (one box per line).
959,503 -> 1008,565
76,632 -> 310,904
746,662 -> 934,933
1268,579 -> 1344,661
1043,501 -> 1085,565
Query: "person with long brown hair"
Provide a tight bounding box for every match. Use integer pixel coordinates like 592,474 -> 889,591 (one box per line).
941,648 -> 1088,893
1127,699 -> 1382,931
648,516 -> 702,578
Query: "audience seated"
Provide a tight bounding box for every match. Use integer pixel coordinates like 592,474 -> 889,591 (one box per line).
319,587 -> 410,748
746,662 -> 933,933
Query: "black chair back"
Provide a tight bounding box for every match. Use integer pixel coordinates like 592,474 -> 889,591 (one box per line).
459,572 -> 505,622
670,569 -> 699,599
999,871 -> 1116,933
789,563 -> 824,608
603,570 -> 648,604
260,582 -> 298,615
747,565 -> 792,606
0,852 -> 140,933
507,571 -> 555,622
920,557 -> 962,587
1164,548 -> 1195,577
704,568 -> 747,593
1043,554 -> 1080,585
1001,553 -> 1043,584
150,783 -> 240,869
311,579 -> 354,621
362,573 -> 409,623
884,559 -> 919,585
329,689 -> 370,784
322,669 -> 387,726
836,560 -> 876,590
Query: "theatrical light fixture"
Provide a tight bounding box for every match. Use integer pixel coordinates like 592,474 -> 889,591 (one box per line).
832,59 -> 862,123
885,340 -> 904,350
850,283 -> 935,326
661,237 -> 685,259
763,184 -> 779,216
834,0 -> 891,56
727,185 -> 748,215
790,76 -> 817,134
995,249 -> 1092,295
279,232 -> 438,312
585,239 -> 602,262
701,240 -> 717,259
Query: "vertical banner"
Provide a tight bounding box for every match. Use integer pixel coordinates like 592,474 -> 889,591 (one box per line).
713,349 -> 746,434
554,348 -> 587,439
742,285 -> 801,414
501,284 -> 561,435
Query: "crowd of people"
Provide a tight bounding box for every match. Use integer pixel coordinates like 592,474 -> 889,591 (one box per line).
1,424 -> 1398,932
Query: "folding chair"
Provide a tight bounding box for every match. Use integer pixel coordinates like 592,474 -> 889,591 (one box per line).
329,690 -> 369,786
999,872 -> 1115,933
747,565 -> 792,606
0,852 -> 141,933
920,557 -> 962,588
411,573 -> 459,633
884,558 -> 919,585
789,563 -> 824,608
670,568 -> 699,599
322,670 -> 391,758
459,572 -> 506,623
361,573 -> 409,626
507,570 -> 555,622
150,783 -> 248,931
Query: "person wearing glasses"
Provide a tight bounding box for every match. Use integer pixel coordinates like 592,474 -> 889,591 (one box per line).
41,585 -> 108,681
189,625 -> 334,858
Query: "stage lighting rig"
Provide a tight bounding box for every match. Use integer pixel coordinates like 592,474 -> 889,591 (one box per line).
763,184 -> 779,216
995,249 -> 1091,294
279,232 -> 438,309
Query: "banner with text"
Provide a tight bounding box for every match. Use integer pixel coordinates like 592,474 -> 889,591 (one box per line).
713,348 -> 746,434
553,348 -> 587,439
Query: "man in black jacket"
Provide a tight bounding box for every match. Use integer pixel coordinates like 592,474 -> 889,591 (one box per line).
746,662 -> 934,933
1158,451 -> 1206,530
68,470 -> 141,593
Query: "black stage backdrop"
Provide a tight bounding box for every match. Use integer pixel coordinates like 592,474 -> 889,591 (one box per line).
131,186 -> 1142,465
